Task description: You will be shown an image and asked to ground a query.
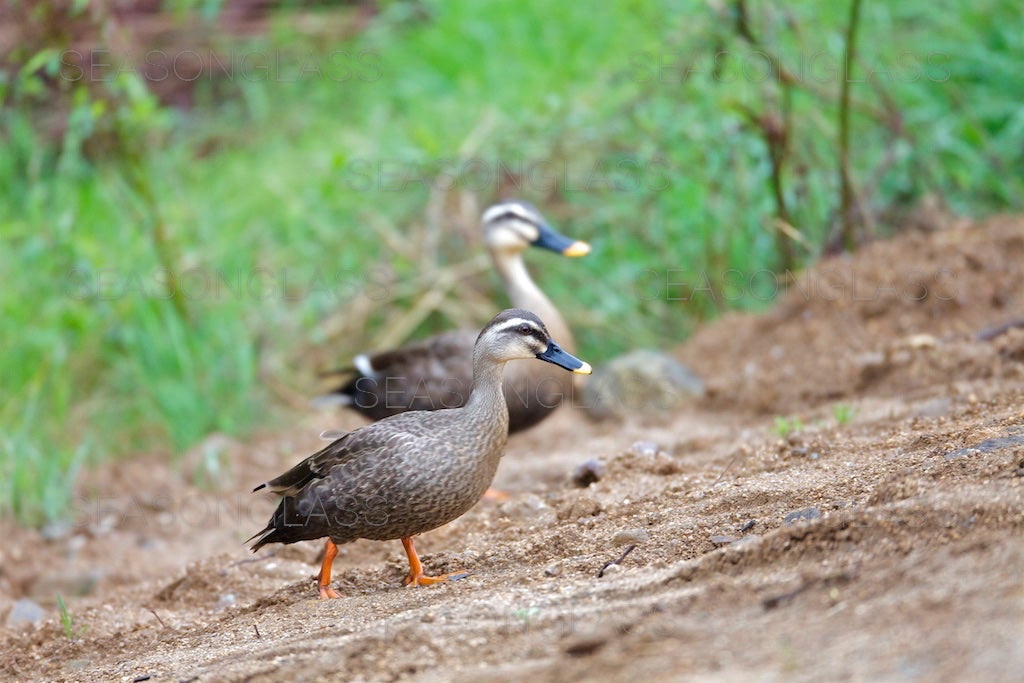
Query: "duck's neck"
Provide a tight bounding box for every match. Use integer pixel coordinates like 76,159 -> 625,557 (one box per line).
491,249 -> 574,350
465,352 -> 510,423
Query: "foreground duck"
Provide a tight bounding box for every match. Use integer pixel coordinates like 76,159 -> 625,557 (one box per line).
323,201 -> 589,433
252,308 -> 592,599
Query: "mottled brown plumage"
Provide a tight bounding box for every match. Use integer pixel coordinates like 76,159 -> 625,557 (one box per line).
252,308 -> 592,598
323,201 -> 589,432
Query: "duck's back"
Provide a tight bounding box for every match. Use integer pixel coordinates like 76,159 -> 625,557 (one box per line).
280,407 -> 508,545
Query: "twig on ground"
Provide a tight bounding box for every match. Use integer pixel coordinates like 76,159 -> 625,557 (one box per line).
977,317 -> 1024,341
598,544 -> 637,578
146,607 -> 168,629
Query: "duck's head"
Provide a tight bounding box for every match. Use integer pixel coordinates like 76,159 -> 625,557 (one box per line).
476,308 -> 592,374
482,200 -> 590,258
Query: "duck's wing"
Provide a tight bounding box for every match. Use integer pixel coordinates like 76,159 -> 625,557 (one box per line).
252,420 -> 421,497
320,330 -> 476,418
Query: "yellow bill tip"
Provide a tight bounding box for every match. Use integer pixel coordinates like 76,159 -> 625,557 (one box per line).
573,361 -> 593,375
562,241 -> 591,258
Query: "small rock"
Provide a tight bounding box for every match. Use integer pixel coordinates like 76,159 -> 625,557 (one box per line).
41,519 -> 74,541
558,495 -> 602,521
903,333 -> 938,349
499,494 -> 552,522
784,507 -> 822,524
6,598 -> 45,629
598,563 -> 621,577
216,593 -> 236,609
564,632 -> 610,656
629,441 -> 659,458
544,564 -> 561,577
570,459 -> 604,488
710,535 -> 738,545
611,528 -> 650,546
581,350 -> 704,421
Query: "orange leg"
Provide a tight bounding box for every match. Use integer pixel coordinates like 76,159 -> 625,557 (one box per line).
482,488 -> 509,502
317,539 -> 341,599
401,537 -> 471,587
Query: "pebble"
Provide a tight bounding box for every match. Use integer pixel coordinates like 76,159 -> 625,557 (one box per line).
216,593 -> 236,609
710,535 -> 738,545
499,494 -> 553,522
570,459 -> 604,488
581,350 -> 704,420
6,598 -> 45,629
599,563 -> 622,577
564,632 -> 610,656
630,441 -> 659,458
611,528 -> 650,546
544,564 -> 561,577
560,495 -> 602,521
41,519 -> 74,541
784,507 -> 822,524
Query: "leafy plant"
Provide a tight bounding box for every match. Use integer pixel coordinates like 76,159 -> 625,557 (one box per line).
833,403 -> 857,426
772,416 -> 805,438
56,594 -> 86,640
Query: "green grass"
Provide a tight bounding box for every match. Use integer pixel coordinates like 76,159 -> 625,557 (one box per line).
833,403 -> 857,427
772,416 -> 805,439
57,593 -> 85,640
1,0 -> 1022,524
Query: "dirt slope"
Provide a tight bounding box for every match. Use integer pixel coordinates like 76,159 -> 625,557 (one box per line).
2,215 -> 1022,682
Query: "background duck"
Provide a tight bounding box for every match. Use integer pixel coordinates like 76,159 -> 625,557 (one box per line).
320,200 -> 589,433
252,308 -> 592,599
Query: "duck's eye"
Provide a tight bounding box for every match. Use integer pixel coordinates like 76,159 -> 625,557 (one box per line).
519,324 -> 531,335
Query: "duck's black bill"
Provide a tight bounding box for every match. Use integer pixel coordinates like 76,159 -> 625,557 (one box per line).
536,341 -> 592,375
532,223 -> 591,257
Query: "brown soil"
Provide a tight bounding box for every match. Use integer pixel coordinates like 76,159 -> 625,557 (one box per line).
2,215 -> 1023,682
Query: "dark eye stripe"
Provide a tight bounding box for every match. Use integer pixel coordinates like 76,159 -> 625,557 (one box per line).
488,206 -> 537,226
490,318 -> 547,343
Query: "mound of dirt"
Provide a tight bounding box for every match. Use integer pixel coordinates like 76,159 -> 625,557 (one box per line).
1,215 -> 1022,681
681,214 -> 1024,413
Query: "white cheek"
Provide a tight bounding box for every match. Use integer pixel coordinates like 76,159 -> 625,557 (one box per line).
516,220 -> 539,242
486,229 -> 525,250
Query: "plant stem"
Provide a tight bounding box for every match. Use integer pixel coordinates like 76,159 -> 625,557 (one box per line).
839,0 -> 864,251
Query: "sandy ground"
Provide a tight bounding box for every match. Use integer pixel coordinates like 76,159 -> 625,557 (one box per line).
2,214 -> 1023,682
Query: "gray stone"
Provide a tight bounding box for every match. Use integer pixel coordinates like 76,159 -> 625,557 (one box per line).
582,350 -> 704,421
629,441 -> 659,458
611,528 -> 650,546
784,507 -> 822,524
6,598 -> 45,629
570,459 -> 604,488
498,493 -> 553,522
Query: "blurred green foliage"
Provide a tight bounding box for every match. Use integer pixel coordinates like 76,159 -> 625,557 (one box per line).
1,0 -> 1021,524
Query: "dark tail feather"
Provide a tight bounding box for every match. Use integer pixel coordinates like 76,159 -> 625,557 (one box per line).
247,523 -> 281,552
247,499 -> 291,552
247,524 -> 276,548
247,497 -> 324,551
